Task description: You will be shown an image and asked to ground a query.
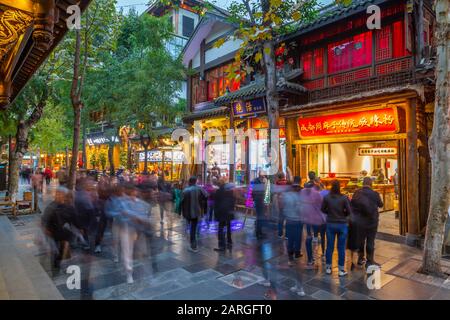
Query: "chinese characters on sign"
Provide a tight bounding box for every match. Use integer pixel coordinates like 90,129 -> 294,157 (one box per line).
358,147 -> 398,156
233,98 -> 266,117
297,108 -> 398,138
139,150 -> 184,162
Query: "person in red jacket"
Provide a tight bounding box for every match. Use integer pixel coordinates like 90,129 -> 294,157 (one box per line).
44,167 -> 53,185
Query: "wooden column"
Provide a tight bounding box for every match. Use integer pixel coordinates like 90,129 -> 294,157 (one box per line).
285,117 -> 293,179
229,113 -> 235,183
405,99 -> 420,245
245,119 -> 251,184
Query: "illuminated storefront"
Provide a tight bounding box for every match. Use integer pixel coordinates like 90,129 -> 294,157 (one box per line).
138,148 -> 184,181
284,96 -> 427,238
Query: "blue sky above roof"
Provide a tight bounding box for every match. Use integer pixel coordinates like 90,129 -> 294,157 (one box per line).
115,0 -> 335,15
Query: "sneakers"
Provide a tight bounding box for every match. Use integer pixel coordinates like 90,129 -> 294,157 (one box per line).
338,270 -> 348,277
126,272 -> 134,284
94,245 -> 102,253
188,246 -> 199,253
325,266 -> 332,275
305,261 -> 315,269
260,280 -> 271,287
288,260 -> 294,267
294,252 -> 303,259
214,247 -> 226,252
290,286 -> 306,297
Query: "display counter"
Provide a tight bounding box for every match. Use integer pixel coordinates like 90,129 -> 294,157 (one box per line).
342,181 -> 395,212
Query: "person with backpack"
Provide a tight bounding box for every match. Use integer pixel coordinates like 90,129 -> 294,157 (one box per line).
350,177 -> 384,269
321,180 -> 352,276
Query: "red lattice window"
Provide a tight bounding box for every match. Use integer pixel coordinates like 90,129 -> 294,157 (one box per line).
376,25 -> 392,61
328,67 -> 372,86
301,49 -> 324,79
304,79 -> 325,90
192,75 -> 207,106
301,51 -> 313,79
376,58 -> 412,75
328,31 -> 372,74
393,20 -> 407,58
206,63 -> 241,101
313,48 -> 324,77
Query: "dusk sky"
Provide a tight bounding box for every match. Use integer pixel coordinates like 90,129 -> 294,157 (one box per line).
115,0 -> 334,15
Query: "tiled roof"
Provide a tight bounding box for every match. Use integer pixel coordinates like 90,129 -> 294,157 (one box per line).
282,0 -> 390,41
182,106 -> 229,122
214,79 -> 307,106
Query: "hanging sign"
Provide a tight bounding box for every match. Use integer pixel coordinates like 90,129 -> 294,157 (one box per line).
232,98 -> 266,117
298,108 -> 398,138
358,147 -> 398,156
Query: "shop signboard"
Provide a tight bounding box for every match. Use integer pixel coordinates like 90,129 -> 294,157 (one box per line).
358,147 -> 398,156
139,150 -> 184,162
232,98 -> 266,117
87,135 -> 119,146
298,108 -> 398,138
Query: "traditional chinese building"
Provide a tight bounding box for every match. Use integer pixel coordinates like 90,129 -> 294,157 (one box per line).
183,0 -> 436,244
0,0 -> 91,109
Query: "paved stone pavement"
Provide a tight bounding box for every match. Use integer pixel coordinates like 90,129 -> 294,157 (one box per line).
3,180 -> 450,300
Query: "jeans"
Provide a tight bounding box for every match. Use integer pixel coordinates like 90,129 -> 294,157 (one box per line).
95,214 -> 108,246
313,224 -> 327,255
207,205 -> 214,223
278,213 -> 286,237
255,205 -> 265,237
189,218 -> 199,249
218,220 -> 232,248
326,223 -> 348,268
305,225 -> 314,263
358,224 -> 377,265
285,220 -> 302,258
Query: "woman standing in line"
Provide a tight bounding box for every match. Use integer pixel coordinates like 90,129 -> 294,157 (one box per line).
321,180 -> 352,277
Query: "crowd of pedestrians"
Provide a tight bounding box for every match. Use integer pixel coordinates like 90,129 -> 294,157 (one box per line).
38,167 -> 384,293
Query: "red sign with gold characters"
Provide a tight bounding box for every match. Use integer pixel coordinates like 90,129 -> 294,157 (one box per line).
298,108 -> 398,138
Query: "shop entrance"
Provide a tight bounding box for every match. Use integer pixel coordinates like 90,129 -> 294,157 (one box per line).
304,140 -> 401,236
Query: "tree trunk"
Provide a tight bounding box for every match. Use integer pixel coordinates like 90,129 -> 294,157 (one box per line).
68,104 -> 82,190
82,124 -> 87,169
420,0 -> 450,277
108,142 -> 115,175
68,29 -> 83,190
8,121 -> 29,202
143,145 -> 148,174
262,41 -> 280,175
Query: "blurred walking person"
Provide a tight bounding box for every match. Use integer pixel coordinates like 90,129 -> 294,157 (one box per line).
41,187 -> 77,270
279,179 -> 302,266
213,179 -> 235,251
181,176 -> 208,252
275,172 -> 289,239
204,176 -> 218,226
44,167 -> 53,185
74,178 -> 96,251
299,182 -> 326,268
120,183 -> 151,283
321,180 -> 352,276
351,177 -> 383,270
157,176 -> 173,225
105,184 -> 125,263
251,171 -> 268,239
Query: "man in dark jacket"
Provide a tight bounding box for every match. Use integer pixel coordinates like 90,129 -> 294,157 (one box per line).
181,176 -> 208,252
351,177 -> 384,268
214,179 -> 236,251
